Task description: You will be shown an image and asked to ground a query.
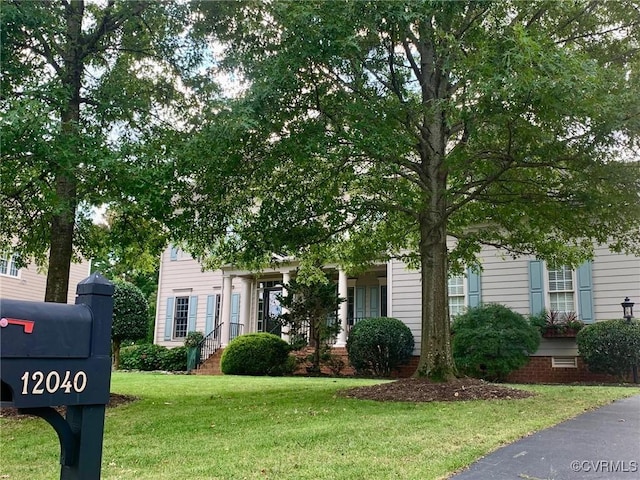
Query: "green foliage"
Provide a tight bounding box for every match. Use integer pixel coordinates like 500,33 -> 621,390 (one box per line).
577,320 -> 640,380
162,346 -> 189,372
220,333 -> 293,376
530,310 -> 585,335
184,0 -> 640,381
346,317 -> 415,377
452,304 -> 541,381
276,273 -> 344,373
120,344 -> 188,371
0,1 -> 217,301
112,280 -> 149,342
184,331 -> 204,348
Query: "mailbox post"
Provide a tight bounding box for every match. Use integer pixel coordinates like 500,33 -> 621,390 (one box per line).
0,273 -> 114,480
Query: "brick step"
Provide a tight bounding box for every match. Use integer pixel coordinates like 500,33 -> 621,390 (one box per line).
194,348 -> 224,375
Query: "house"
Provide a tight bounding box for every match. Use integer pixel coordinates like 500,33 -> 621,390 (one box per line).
0,252 -> 91,304
154,243 -> 639,382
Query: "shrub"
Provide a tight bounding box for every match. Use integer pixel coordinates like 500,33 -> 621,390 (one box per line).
577,320 -> 640,380
452,304 -> 540,381
111,280 -> 149,369
162,346 -> 188,371
346,317 -> 414,377
119,344 -> 188,371
118,345 -> 140,370
184,331 -> 204,348
220,333 -> 293,376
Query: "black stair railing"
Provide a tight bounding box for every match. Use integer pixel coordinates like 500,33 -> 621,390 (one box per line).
197,323 -> 222,368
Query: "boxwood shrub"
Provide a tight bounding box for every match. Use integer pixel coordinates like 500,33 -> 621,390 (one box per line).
577,319 -> 640,380
451,304 -> 540,381
346,317 -> 414,377
220,333 -> 293,376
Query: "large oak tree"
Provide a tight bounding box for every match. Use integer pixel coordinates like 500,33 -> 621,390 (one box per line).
184,1 -> 640,380
1,0 -> 216,301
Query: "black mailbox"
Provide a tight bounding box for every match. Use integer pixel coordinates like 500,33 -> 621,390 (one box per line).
0,273 -> 114,480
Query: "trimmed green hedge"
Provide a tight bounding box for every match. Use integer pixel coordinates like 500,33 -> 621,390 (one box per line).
577,319 -> 640,380
346,317 -> 414,377
119,344 -> 188,371
220,333 -> 293,376
452,304 -> 540,381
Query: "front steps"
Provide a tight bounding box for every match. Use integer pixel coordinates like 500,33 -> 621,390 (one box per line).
194,348 -> 223,375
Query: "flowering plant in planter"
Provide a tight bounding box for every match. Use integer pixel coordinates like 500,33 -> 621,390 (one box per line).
531,311 -> 585,337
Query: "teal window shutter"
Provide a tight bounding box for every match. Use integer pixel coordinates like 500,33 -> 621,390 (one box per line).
355,287 -> 366,319
529,260 -> 545,315
467,268 -> 482,308
576,261 -> 594,323
187,295 -> 198,332
369,287 -> 379,317
164,297 -> 175,340
231,293 -> 240,324
205,295 -> 216,334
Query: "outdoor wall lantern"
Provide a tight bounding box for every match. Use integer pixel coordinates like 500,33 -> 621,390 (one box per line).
621,296 -> 637,384
621,297 -> 634,321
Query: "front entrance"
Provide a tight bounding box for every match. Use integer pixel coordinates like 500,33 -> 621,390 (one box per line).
258,282 -> 282,336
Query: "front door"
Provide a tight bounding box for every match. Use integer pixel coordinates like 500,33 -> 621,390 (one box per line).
258,286 -> 282,336
265,289 -> 282,335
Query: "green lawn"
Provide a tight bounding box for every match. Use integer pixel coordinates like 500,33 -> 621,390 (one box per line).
1,373 -> 638,480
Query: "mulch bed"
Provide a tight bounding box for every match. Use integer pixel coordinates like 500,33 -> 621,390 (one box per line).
340,377 -> 535,402
0,393 -> 137,419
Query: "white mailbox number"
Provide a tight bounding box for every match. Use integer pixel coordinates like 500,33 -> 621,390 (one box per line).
20,370 -> 87,395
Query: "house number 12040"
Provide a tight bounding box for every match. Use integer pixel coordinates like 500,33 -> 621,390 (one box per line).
20,370 -> 87,395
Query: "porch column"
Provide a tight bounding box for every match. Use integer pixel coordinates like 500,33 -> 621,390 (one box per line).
220,274 -> 232,347
281,271 -> 291,342
240,277 -> 251,335
335,268 -> 349,347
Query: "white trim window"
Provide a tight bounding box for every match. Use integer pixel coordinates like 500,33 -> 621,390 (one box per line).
0,253 -> 20,278
547,266 -> 575,314
173,296 -> 190,338
448,275 -> 465,318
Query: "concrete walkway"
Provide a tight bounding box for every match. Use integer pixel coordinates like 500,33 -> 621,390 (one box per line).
449,395 -> 640,480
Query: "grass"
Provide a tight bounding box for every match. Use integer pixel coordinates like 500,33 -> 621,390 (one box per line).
1,373 -> 638,480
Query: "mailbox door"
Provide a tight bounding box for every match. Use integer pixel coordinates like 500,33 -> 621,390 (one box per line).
0,300 -> 92,358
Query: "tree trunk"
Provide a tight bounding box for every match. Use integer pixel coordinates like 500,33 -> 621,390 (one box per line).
414,216 -> 456,381
44,0 -> 84,303
410,29 -> 457,380
112,338 -> 121,370
45,174 -> 77,303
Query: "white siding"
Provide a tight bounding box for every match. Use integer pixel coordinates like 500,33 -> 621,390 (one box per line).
591,245 -> 640,321
478,246 -> 531,315
155,247 -> 225,347
389,259 -> 422,354
0,259 -> 90,304
533,338 -> 578,357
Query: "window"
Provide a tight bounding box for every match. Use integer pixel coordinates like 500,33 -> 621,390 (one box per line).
380,285 -> 388,318
0,253 -> 20,278
213,294 -> 221,330
548,266 -> 575,313
448,275 -> 465,318
347,287 -> 355,324
173,296 -> 189,338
